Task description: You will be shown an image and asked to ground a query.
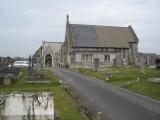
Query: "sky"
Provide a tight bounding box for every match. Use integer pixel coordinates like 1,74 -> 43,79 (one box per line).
0,0 -> 160,57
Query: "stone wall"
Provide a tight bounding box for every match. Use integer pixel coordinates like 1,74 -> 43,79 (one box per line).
69,50 -> 129,68
128,42 -> 138,65
60,44 -> 139,68
60,42 -> 68,67
137,53 -> 158,65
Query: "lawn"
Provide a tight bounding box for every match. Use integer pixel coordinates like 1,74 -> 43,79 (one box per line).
74,66 -> 160,101
0,68 -> 86,120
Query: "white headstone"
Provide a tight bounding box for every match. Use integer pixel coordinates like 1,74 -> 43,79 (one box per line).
0,92 -> 54,120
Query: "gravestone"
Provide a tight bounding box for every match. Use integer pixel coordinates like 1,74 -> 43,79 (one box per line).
93,58 -> 99,71
122,58 -> 127,66
0,92 -> 54,120
33,57 -> 42,72
140,57 -> 145,74
97,112 -> 103,120
155,58 -> 160,69
148,78 -> 160,83
113,58 -> 117,66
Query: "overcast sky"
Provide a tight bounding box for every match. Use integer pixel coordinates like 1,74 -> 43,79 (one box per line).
0,0 -> 160,57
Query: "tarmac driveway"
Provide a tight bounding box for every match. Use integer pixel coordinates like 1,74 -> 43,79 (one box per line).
53,68 -> 160,120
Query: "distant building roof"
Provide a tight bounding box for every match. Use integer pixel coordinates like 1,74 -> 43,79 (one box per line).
71,24 -> 139,48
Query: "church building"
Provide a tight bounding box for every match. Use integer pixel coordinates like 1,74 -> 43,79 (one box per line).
61,15 -> 139,68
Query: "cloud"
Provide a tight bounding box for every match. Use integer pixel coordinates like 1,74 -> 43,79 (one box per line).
0,0 -> 160,57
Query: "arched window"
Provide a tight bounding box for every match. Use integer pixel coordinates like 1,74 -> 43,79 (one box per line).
45,54 -> 52,67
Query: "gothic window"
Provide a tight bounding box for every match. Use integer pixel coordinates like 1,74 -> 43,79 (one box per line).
123,49 -> 126,58
45,54 -> 52,67
86,54 -> 92,62
104,55 -> 110,62
81,54 -> 93,62
81,54 -> 85,62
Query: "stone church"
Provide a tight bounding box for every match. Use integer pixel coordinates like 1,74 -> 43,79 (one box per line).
61,15 -> 139,68
33,41 -> 63,69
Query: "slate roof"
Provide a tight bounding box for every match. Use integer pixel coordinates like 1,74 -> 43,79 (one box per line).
71,24 -> 139,48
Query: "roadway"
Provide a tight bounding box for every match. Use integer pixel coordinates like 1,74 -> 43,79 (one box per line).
53,68 -> 160,120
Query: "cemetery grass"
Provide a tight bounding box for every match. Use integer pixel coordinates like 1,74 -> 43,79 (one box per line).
0,68 -> 86,120
74,67 -> 160,101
